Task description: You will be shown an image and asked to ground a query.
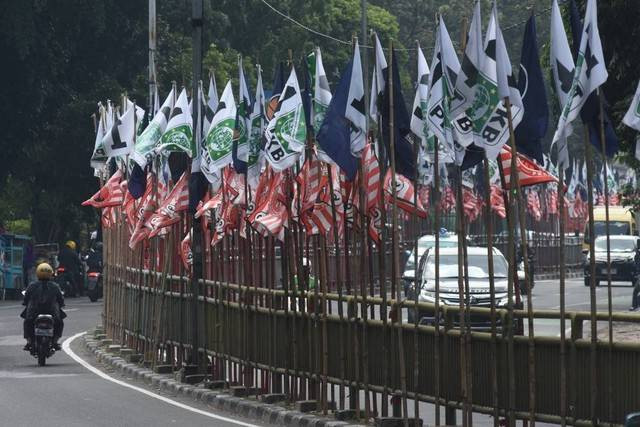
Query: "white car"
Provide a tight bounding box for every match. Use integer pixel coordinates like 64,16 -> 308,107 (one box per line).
409,246 -> 512,329
402,233 -> 459,296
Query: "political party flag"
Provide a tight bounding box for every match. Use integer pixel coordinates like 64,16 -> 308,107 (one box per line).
552,0 -> 609,153
202,81 -> 237,179
381,48 -> 416,180
499,145 -> 558,189
131,88 -> 174,168
205,73 -> 219,133
147,172 -> 190,237
410,43 -> 430,144
91,104 -> 108,168
514,14 -> 549,164
312,48 -> 336,165
451,0 -> 482,147
465,4 -> 523,160
550,0 -> 574,169
82,170 -> 124,208
369,33 -> 387,122
426,17 -> 458,164
264,67 -> 307,171
316,41 -> 366,180
158,88 -> 194,157
623,80 -> 640,160
247,65 -> 266,188
103,100 -> 138,158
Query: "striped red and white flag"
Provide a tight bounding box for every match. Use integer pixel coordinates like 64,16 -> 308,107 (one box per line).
547,187 -> 558,216
527,189 -> 542,221
499,146 -> 557,189
82,170 -> 124,208
248,170 -> 289,240
440,186 -> 456,214
490,185 -> 506,219
147,172 -> 189,237
129,175 -> 160,248
383,170 -> 427,218
180,232 -> 192,270
462,187 -> 482,222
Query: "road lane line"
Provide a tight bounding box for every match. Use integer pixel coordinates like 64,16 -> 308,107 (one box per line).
62,332 -> 260,427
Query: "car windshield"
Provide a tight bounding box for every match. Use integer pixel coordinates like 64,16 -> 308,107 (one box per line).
593,221 -> 630,237
423,253 -> 509,279
417,238 -> 457,250
595,238 -> 636,252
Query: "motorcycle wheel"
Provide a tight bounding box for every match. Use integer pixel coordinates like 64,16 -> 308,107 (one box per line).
88,290 -> 98,302
37,339 -> 48,366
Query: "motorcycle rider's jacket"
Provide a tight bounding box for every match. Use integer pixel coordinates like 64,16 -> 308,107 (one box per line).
20,280 -> 66,321
58,246 -> 81,273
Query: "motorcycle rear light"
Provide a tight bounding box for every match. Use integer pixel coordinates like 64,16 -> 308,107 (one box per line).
57,267 -> 66,273
88,272 -> 100,278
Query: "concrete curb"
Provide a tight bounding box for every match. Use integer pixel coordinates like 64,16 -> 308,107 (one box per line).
81,331 -> 367,427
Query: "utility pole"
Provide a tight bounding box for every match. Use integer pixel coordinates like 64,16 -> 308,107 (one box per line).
190,0 -> 203,370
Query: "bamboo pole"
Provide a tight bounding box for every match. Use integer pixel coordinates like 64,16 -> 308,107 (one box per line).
504,96 -> 536,426
583,126 -> 598,425
387,39 -> 409,426
598,89 -> 614,421
557,165 -> 567,427
433,137 -> 442,426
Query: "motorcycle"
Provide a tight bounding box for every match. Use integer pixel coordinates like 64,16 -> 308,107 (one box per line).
21,290 -> 57,366
87,271 -> 102,302
55,267 -> 75,297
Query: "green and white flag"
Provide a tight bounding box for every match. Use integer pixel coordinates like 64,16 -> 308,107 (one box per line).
90,103 -> 108,169
311,47 -> 334,164
248,66 -> 266,188
158,88 -> 194,157
410,44 -> 430,144
203,81 -> 237,178
450,0 -> 481,147
426,17 -> 458,164
465,5 -> 522,160
552,0 -> 608,148
131,88 -> 174,168
235,58 -> 252,162
264,68 -> 307,171
623,80 -> 640,131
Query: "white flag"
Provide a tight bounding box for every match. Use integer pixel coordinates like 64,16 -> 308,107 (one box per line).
158,88 -> 194,157
103,101 -> 137,158
91,103 -> 107,168
552,0 -> 608,147
202,81 -> 236,179
313,48 -> 335,164
345,41 -> 367,156
369,33 -> 387,122
131,88 -> 174,168
410,43 -> 430,142
236,58 -> 252,162
550,0 -> 574,169
264,68 -> 307,171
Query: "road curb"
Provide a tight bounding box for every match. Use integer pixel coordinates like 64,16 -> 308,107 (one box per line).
81,331 -> 366,427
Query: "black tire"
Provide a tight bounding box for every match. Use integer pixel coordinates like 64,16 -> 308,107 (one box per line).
88,290 -> 98,302
37,339 -> 48,366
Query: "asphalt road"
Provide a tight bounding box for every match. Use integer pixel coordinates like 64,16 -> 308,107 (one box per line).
0,297 -> 263,427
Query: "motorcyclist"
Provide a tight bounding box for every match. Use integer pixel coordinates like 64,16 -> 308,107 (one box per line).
21,263 -> 66,351
85,241 -> 103,272
58,240 -> 81,296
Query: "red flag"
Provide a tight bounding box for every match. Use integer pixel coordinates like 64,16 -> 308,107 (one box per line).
248,170 -> 288,240
499,146 -> 557,189
547,187 -> 558,215
147,172 -> 189,237
361,144 -> 382,242
417,185 -> 430,212
180,233 -> 192,270
462,187 -> 482,222
383,170 -> 427,218
490,185 -> 506,219
129,175 -> 159,249
82,170 -> 124,208
527,189 -> 542,221
440,186 -> 456,213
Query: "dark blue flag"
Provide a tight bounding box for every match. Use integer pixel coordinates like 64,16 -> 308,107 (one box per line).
381,48 -> 416,180
128,163 -> 147,199
316,58 -> 359,180
569,0 -> 618,157
461,144 -> 484,171
515,15 -> 549,164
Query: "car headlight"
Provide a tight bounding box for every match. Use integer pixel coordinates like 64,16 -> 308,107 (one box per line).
419,288 -> 436,302
498,296 -> 510,307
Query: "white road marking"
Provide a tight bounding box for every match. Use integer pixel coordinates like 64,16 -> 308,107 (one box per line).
63,332 -> 259,427
0,370 -> 79,379
0,305 -> 24,310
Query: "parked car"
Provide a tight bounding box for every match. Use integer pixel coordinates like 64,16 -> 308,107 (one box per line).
583,235 -> 640,287
408,247 -> 511,330
402,232 -> 459,297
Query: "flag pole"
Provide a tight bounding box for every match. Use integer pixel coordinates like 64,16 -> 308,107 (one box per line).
504,95 -> 536,426
557,162 -> 568,427
598,88 -> 614,420
482,152 -> 500,427
387,38 -> 409,427
583,122 -> 598,425
148,0 -> 157,120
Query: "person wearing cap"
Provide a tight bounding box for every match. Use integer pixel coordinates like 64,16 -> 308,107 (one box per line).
21,263 -> 66,351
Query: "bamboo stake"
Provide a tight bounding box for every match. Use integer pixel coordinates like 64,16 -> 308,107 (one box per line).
504,96 -> 536,426
598,89 -> 614,421
387,39 -> 409,426
433,137 -> 442,426
557,165 -> 567,427
583,126 -> 598,425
